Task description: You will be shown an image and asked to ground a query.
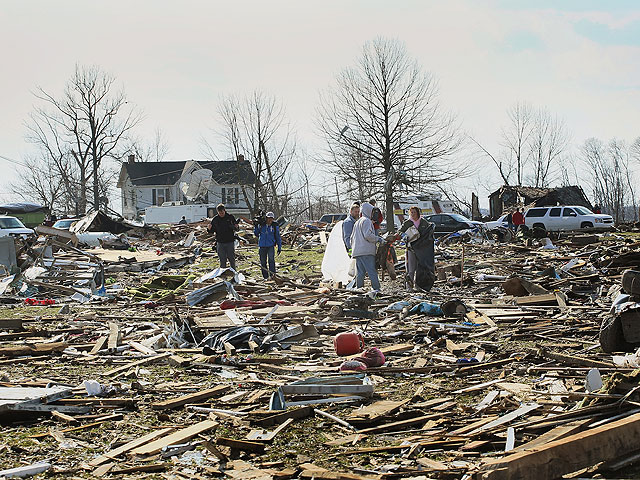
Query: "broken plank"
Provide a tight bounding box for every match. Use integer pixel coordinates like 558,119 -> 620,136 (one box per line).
253,406 -> 314,427
356,414 -> 440,434
469,403 -> 540,435
151,385 -> 230,410
89,427 -> 174,466
477,412 -> 640,480
131,420 -> 218,456
89,336 -> 108,355
0,341 -> 68,358
102,352 -> 172,377
107,322 -> 120,352
217,437 -> 265,453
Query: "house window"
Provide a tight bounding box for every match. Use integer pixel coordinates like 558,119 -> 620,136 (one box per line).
153,188 -> 170,206
221,187 -> 239,205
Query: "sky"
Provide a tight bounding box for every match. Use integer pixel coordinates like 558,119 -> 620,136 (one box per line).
0,0 -> 639,210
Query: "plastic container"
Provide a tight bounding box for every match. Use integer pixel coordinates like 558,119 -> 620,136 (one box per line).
334,332 -> 365,356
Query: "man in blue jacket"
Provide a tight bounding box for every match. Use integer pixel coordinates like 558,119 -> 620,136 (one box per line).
254,211 -> 282,279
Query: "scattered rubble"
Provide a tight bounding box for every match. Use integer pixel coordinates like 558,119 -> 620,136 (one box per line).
3,215 -> 640,479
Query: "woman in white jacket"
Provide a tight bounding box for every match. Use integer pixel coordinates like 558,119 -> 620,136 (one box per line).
350,202 -> 384,291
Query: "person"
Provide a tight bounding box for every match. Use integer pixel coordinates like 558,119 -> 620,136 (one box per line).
254,211 -> 282,279
178,216 -> 188,225
593,205 -> 602,214
350,202 -> 384,292
512,208 -> 524,232
369,199 -> 383,233
207,204 -> 239,270
342,203 -> 360,254
506,210 -> 514,231
396,206 -> 436,291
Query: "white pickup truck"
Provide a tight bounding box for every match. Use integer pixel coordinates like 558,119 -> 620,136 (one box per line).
524,205 -> 614,231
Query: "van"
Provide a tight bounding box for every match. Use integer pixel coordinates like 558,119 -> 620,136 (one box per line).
524,206 -> 614,231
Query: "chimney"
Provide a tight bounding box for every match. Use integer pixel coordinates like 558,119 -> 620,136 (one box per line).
237,154 -> 245,163
128,154 -> 135,164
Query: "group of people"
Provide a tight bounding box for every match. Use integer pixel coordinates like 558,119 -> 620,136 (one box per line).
505,208 -> 525,232
206,203 -> 282,280
206,200 -> 435,293
342,200 -> 435,293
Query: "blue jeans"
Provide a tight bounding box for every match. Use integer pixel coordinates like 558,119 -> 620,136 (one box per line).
259,246 -> 276,279
355,255 -> 380,291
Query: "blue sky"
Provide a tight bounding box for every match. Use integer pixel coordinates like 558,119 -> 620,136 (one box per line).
0,0 -> 638,207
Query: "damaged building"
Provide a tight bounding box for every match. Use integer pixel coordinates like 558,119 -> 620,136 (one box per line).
489,185 -> 592,219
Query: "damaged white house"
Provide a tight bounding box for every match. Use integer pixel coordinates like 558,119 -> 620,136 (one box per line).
117,156 -> 256,220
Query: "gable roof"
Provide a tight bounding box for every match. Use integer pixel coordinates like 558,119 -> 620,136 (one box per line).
119,160 -> 256,187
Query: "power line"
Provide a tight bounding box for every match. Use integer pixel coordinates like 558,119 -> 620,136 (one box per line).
0,154 -> 29,168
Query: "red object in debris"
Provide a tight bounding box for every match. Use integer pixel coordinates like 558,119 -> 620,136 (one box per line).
24,298 -> 55,306
334,331 -> 365,356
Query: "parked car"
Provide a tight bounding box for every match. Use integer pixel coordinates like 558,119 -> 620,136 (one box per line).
318,213 -> 347,224
52,218 -> 80,231
484,214 -> 509,230
523,206 -> 614,231
424,213 -> 483,236
0,215 -> 35,238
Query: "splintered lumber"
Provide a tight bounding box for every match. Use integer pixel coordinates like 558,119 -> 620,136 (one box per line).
102,352 -> 171,377
515,293 -> 557,306
151,384 -> 230,410
29,414 -> 123,438
217,437 -> 265,453
469,404 -> 540,435
536,348 -> 613,368
107,322 -> 120,352
0,341 -> 68,358
89,427 -> 174,466
356,414 -> 440,434
89,336 -> 108,355
131,420 -> 217,456
477,412 -> 640,480
253,406 -> 314,427
348,399 -> 410,422
512,419 -> 590,453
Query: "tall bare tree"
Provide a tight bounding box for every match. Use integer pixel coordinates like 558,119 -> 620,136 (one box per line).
501,102 -> 533,186
215,91 -> 296,216
317,37 -> 463,231
581,138 -> 636,222
528,107 -> 570,187
26,65 -> 141,213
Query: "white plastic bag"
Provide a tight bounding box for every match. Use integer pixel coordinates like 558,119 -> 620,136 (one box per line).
321,220 -> 354,284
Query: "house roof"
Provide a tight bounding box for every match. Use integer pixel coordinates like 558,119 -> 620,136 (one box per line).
119,160 -> 256,187
489,185 -> 591,208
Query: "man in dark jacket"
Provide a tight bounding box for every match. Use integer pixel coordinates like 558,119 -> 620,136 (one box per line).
254,211 -> 282,279
208,204 -> 239,269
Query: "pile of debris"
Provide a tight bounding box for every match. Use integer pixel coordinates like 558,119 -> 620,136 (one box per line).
3,222 -> 640,479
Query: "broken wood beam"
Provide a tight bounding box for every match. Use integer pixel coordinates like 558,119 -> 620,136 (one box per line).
151,385 -> 231,410
476,412 -> 640,480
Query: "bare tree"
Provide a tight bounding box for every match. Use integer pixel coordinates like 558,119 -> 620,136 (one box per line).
215,91 -> 296,216
12,154 -> 65,211
501,102 -> 533,186
123,127 -> 170,162
528,107 -> 570,187
27,65 -> 142,213
317,37 -> 463,231
581,138 -> 636,223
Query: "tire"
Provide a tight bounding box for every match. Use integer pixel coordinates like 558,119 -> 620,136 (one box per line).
581,222 -> 594,229
533,223 -> 546,230
599,315 -> 633,353
622,270 -> 640,296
